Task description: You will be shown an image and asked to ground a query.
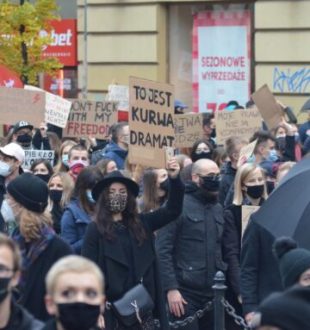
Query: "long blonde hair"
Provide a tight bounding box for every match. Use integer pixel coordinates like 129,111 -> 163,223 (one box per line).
233,163 -> 268,206
47,172 -> 74,211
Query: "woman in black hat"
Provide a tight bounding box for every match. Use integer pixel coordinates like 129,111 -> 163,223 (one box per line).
7,173 -> 72,321
82,158 -> 184,330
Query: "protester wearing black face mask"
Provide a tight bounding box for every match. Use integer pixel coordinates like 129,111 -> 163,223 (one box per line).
0,233 -> 43,330
30,160 -> 54,184
47,173 -> 74,235
156,159 -> 226,330
11,121 -> 34,150
222,163 -> 268,330
139,168 -> 170,213
191,139 -> 213,163
43,256 -> 105,330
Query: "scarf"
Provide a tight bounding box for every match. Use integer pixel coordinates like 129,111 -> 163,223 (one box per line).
13,225 -> 55,290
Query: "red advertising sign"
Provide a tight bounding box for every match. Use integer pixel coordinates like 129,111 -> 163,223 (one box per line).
41,19 -> 77,67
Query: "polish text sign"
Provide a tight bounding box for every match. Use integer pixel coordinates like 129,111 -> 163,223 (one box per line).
129,77 -> 175,168
193,10 -> 251,112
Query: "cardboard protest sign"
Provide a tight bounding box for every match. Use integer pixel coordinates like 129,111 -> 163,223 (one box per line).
107,85 -> 129,111
237,139 -> 257,167
129,77 -> 175,168
174,113 -> 204,148
25,85 -> 71,128
252,84 -> 283,129
0,87 -> 45,126
215,109 -> 262,145
63,100 -> 118,139
242,205 -> 259,239
23,150 -> 55,170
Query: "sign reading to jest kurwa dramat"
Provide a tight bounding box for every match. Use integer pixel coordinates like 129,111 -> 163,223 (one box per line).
129,77 -> 175,168
63,100 -> 118,138
215,108 -> 262,145
174,113 -> 204,148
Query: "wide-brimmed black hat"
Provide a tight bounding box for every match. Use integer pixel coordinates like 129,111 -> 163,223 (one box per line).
92,170 -> 139,201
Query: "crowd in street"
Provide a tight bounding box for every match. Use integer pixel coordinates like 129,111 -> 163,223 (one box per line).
0,100 -> 310,330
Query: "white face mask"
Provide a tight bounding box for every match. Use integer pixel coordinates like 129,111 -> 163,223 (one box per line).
0,161 -> 12,178
1,200 -> 15,223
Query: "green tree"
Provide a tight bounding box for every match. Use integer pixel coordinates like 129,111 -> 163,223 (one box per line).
0,0 -> 63,85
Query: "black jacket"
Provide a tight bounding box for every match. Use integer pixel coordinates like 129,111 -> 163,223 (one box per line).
2,300 -> 43,330
82,176 -> 184,330
156,183 -> 227,297
240,220 -> 283,315
42,319 -> 100,330
219,162 -> 236,206
16,236 -> 72,321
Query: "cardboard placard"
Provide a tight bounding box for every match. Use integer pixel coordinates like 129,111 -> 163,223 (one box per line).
251,84 -> 283,129
174,113 -> 204,148
107,85 -> 129,111
129,77 -> 175,168
63,99 -> 118,139
25,85 -> 72,128
241,205 -> 259,239
23,150 -> 55,170
0,87 -> 45,126
215,109 -> 262,145
237,139 -> 257,167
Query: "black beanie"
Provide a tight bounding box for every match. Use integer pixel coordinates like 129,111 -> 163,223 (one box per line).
273,237 -> 310,288
251,286 -> 310,330
7,173 -> 48,213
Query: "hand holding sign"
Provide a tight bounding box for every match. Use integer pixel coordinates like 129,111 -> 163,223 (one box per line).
167,157 -> 180,179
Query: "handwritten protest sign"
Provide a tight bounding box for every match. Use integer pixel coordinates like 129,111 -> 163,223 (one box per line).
252,84 -> 283,129
0,87 -> 45,126
215,108 -> 262,145
174,113 -> 204,148
23,150 -> 55,170
25,85 -> 71,128
242,205 -> 259,239
237,139 -> 257,167
107,85 -> 129,111
129,77 -> 175,168
63,100 -> 118,139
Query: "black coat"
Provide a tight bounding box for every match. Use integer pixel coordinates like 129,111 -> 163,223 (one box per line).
3,300 -> 44,330
219,162 -> 236,206
81,176 -> 184,330
16,236 -> 72,321
156,184 -> 227,297
240,220 -> 283,315
42,319 -> 100,330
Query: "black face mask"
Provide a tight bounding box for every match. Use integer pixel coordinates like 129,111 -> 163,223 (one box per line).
0,277 -> 11,304
57,302 -> 101,330
192,152 -> 212,162
200,175 -> 221,192
159,178 -> 169,193
246,184 -> 264,199
49,190 -> 63,203
16,134 -> 32,147
35,173 -> 51,183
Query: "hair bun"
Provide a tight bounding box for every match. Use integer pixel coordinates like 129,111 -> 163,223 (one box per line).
273,237 -> 297,259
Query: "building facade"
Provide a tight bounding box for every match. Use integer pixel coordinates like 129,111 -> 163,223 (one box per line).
77,0 -> 310,117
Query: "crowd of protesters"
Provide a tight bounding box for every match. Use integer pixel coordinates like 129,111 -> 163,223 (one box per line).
0,98 -> 309,330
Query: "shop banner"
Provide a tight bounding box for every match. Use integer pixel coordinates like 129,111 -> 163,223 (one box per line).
41,19 -> 77,67
193,10 -> 251,112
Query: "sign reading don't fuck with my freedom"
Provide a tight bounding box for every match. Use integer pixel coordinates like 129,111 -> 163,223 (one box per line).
129,77 -> 175,168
